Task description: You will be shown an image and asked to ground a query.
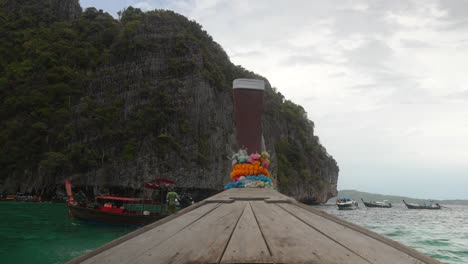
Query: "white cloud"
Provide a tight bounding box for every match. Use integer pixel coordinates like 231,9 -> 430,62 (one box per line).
134,1 -> 154,11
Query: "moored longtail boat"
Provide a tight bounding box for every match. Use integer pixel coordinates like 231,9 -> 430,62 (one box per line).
361,198 -> 392,208
403,200 -> 441,210
65,180 -> 175,225
336,197 -> 359,210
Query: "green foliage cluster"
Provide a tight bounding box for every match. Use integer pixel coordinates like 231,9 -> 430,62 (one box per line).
0,2 -> 119,181
113,7 -> 235,89
0,3 -> 206,183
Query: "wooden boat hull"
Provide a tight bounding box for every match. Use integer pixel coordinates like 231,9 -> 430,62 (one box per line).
402,200 -> 441,210
404,204 -> 441,210
337,203 -> 358,210
68,184 -> 441,264
363,202 -> 391,208
68,204 -> 166,226
361,199 -> 392,208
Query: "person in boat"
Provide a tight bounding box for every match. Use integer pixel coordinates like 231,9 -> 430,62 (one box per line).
178,192 -> 194,208
166,188 -> 179,214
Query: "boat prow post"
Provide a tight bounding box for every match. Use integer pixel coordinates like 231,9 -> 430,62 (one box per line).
65,180 -> 75,205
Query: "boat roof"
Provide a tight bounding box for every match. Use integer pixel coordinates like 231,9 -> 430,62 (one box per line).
144,178 -> 175,189
95,196 -> 143,202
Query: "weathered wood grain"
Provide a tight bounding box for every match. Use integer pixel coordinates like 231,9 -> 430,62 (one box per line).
251,201 -> 368,263
221,202 -> 273,263
131,201 -> 247,264
278,203 -> 427,264
290,202 -> 441,264
81,202 -> 220,264
69,188 -> 440,264
206,188 -> 290,203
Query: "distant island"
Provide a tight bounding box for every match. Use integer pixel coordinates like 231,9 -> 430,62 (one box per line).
328,190 -> 468,205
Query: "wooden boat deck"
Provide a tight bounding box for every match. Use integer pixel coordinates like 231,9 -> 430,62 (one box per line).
68,188 -> 439,264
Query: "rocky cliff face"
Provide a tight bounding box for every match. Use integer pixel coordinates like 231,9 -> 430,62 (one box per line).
48,0 -> 81,20
262,88 -> 338,203
0,2 -> 338,203
2,0 -> 81,22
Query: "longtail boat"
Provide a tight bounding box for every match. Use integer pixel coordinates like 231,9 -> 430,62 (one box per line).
403,200 -> 441,210
67,196 -> 166,225
0,194 -> 16,202
361,198 -> 392,208
67,78 -> 440,264
336,197 -> 359,210
65,179 -> 189,225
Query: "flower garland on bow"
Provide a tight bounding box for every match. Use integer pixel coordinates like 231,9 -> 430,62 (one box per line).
225,149 -> 273,189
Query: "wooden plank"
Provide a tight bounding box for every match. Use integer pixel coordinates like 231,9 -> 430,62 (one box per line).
251,201 -> 368,263
206,188 -> 290,203
291,202 -> 441,264
69,189 -> 440,264
69,199 -> 213,264
234,188 -> 289,199
278,203 -> 427,264
81,202 -> 221,264
132,201 -> 247,264
221,202 -> 273,263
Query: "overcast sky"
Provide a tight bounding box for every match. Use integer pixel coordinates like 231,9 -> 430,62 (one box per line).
81,0 -> 468,199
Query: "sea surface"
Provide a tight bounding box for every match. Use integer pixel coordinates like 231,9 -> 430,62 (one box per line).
1,202 -> 467,263
316,204 -> 468,264
0,202 -> 136,264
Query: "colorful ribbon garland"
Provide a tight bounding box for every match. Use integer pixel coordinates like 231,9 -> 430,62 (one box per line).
225,150 -> 273,189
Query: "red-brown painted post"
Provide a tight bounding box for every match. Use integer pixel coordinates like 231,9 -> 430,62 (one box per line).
233,79 -> 265,154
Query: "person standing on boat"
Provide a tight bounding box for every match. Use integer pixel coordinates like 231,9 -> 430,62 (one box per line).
166,188 -> 179,214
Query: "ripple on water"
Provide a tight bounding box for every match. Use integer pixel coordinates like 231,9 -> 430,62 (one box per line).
418,238 -> 451,247
384,229 -> 407,237
315,204 -> 468,264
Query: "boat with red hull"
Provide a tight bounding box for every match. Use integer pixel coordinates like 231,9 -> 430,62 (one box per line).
65,180 -> 181,225
68,201 -> 165,226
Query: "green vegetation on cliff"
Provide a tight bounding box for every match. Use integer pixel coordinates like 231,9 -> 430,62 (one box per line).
0,0 -> 338,203
1,1 -> 118,184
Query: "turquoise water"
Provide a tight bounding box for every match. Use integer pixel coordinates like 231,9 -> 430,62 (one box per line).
1,202 -> 467,263
0,202 -> 136,264
318,204 -> 468,264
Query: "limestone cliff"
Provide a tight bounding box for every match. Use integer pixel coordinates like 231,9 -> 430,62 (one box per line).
2,0 -> 81,22
0,1 -> 338,203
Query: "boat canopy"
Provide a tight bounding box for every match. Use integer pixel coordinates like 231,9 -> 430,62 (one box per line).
95,196 -> 144,203
144,178 -> 175,189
